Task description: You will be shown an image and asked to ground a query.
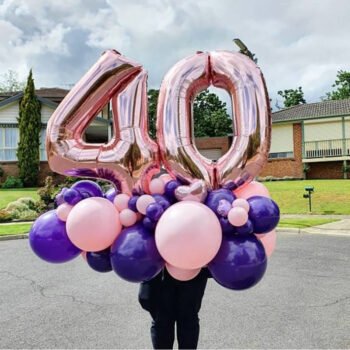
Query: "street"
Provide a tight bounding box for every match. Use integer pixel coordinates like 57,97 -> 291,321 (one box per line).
0,232 -> 349,349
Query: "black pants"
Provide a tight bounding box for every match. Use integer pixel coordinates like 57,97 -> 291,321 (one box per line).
138,269 -> 208,349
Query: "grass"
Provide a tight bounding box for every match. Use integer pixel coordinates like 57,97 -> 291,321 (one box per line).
0,188 -> 39,209
264,180 -> 350,215
278,218 -> 338,228
0,223 -> 32,236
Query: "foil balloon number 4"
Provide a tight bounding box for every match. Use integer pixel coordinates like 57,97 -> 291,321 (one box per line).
47,50 -> 271,194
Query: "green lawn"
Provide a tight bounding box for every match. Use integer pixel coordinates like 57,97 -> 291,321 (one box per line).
265,180 -> 350,215
0,188 -> 39,209
0,223 -> 32,236
278,218 -> 338,228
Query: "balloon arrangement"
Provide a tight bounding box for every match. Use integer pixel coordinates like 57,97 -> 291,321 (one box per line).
29,49 -> 279,291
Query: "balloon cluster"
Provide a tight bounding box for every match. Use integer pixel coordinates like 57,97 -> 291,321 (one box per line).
30,177 -> 279,290
30,48 -> 278,291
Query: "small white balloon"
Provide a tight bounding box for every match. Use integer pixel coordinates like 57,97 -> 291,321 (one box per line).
232,198 -> 250,212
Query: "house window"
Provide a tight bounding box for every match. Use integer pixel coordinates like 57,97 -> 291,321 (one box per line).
40,129 -> 47,161
269,152 -> 294,159
0,127 -> 19,161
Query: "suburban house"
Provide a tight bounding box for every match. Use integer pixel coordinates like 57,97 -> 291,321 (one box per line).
0,88 -> 349,183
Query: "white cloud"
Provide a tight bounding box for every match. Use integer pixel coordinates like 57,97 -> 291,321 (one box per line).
0,0 -> 349,107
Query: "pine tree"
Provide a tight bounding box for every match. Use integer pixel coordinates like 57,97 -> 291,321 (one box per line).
17,70 -> 41,186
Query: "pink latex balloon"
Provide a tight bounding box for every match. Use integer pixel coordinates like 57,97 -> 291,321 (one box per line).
155,201 -> 222,269
256,230 -> 277,258
149,178 -> 165,195
46,49 -> 159,195
66,197 -> 122,252
228,207 -> 248,227
157,50 -> 271,190
56,203 -> 73,222
166,263 -> 201,281
234,181 -> 270,199
232,198 -> 250,212
81,251 -> 87,261
160,174 -> 173,184
136,195 -> 155,215
114,193 -> 130,212
119,209 -> 137,227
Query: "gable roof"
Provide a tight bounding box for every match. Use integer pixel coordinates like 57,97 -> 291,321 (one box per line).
0,92 -> 59,109
0,87 -> 69,104
272,98 -> 350,123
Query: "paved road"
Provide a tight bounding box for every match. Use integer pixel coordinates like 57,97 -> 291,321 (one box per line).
0,232 -> 349,349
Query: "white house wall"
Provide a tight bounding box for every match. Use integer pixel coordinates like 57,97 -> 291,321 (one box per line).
304,118 -> 343,141
41,105 -> 55,123
270,124 -> 294,153
0,102 -> 19,123
345,116 -> 350,138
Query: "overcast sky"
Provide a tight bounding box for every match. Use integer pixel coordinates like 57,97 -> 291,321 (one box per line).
1,0 -> 349,109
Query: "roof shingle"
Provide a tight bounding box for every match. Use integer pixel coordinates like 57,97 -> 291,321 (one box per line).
272,98 -> 350,123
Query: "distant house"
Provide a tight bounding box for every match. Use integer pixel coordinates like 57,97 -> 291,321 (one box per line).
261,98 -> 350,179
0,88 -> 111,183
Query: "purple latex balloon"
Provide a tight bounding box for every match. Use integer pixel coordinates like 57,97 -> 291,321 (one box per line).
63,188 -> 83,205
128,195 -> 140,212
29,210 -> 81,263
152,194 -> 171,211
71,180 -> 103,198
236,220 -> 254,236
110,223 -> 164,282
105,187 -> 118,203
248,196 -> 280,234
146,203 -> 164,221
164,180 -> 181,202
143,217 -> 157,231
217,199 -> 232,217
205,189 -> 236,216
87,248 -> 112,273
219,217 -> 236,236
55,187 -> 68,206
208,235 -> 267,290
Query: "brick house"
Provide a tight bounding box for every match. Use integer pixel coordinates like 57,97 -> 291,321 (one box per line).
0,89 -> 349,183
261,98 -> 350,179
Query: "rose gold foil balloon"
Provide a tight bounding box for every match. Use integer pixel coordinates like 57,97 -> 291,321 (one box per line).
47,50 -> 159,195
157,50 -> 271,190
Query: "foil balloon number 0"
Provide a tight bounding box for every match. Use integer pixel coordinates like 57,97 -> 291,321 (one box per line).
47,50 -> 271,194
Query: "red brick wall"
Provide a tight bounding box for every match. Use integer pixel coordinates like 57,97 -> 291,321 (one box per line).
195,136 -> 230,154
307,161 -> 344,179
260,123 -> 303,178
0,162 -> 64,186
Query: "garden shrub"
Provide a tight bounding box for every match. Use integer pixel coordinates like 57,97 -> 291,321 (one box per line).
1,176 -> 23,189
0,209 -> 13,223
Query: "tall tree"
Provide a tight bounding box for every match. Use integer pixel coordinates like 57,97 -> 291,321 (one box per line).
325,70 -> 350,100
147,89 -> 159,139
0,70 -> 25,92
17,70 -> 41,186
147,89 -> 232,138
278,86 -> 306,108
193,90 -> 232,137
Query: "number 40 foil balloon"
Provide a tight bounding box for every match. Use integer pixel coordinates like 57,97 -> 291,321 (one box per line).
47,49 -> 271,194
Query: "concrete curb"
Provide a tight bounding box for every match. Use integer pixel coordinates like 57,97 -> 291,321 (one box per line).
0,234 -> 29,241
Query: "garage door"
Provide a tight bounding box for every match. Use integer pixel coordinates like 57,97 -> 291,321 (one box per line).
198,148 -> 222,161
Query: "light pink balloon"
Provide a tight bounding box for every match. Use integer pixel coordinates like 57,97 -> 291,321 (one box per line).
228,207 -> 248,227
232,198 -> 250,212
160,174 -> 173,184
234,181 -> 270,199
119,209 -> 137,227
66,197 -> 122,252
155,201 -> 222,270
256,230 -> 277,257
56,203 -> 73,222
166,263 -> 201,281
149,178 -> 165,195
136,195 -> 155,215
113,194 -> 130,212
